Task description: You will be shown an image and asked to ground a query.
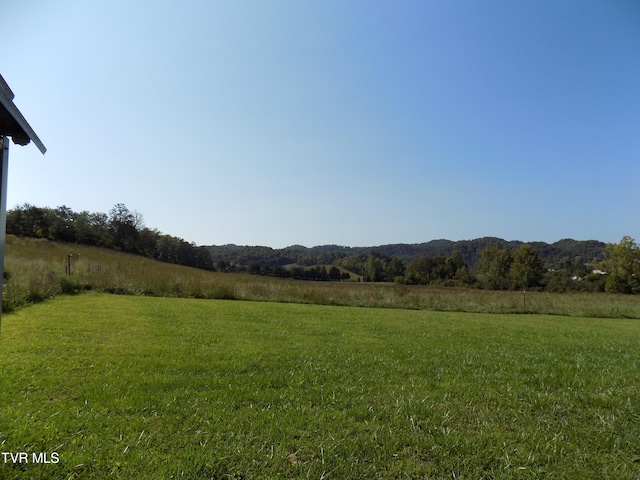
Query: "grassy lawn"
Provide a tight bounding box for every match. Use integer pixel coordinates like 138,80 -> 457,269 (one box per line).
1,293 -> 639,479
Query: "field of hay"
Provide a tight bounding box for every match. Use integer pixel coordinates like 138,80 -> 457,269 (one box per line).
4,235 -> 640,318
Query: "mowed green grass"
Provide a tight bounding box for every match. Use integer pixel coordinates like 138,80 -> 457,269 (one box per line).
1,294 -> 639,479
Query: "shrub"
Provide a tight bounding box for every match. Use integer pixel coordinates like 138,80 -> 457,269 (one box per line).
59,276 -> 81,295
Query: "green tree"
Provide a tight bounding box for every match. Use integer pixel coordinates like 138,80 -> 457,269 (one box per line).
155,235 -> 179,263
108,203 -> 142,253
407,257 -> 436,285
328,266 -> 342,281
10,204 -> 51,238
51,205 -> 76,242
138,228 -> 161,259
216,260 -> 229,272
365,255 -> 385,282
479,247 -> 513,290
385,257 -> 406,281
603,236 -> 640,294
509,244 -> 544,290
88,212 -> 110,246
445,251 -> 471,284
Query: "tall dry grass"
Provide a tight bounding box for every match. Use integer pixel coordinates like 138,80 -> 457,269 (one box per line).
4,235 -> 640,318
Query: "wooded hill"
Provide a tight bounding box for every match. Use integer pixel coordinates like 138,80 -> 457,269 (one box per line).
206,238 -> 606,272
6,202 -> 609,291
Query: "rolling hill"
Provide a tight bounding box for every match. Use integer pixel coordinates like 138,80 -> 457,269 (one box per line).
206,237 -> 606,271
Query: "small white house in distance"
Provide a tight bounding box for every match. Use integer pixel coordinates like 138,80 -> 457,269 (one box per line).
572,269 -> 607,281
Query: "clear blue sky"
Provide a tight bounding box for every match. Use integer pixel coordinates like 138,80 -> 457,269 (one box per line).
4,1 -> 639,248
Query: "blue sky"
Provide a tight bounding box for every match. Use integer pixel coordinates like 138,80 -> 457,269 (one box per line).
3,1 -> 639,248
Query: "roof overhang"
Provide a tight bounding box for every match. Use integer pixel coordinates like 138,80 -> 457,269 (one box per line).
0,75 -> 46,154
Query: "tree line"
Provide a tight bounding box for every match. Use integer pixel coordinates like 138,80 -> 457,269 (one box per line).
7,203 -> 638,294
207,240 -> 609,292
218,243 -> 611,293
6,203 -> 214,270
207,237 -> 606,272
231,245 -> 602,293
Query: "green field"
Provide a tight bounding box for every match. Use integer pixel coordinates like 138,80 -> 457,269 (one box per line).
1,293 -> 639,479
5,234 -> 640,319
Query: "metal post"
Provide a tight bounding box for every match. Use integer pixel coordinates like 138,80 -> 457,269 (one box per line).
0,136 -> 9,328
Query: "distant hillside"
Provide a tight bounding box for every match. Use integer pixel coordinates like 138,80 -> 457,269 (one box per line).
206,238 -> 606,271
7,203 -> 606,276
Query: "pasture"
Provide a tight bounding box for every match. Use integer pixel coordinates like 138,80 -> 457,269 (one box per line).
1,293 -> 639,478
5,235 -> 640,319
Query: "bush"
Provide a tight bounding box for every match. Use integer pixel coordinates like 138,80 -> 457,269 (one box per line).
60,276 -> 82,295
